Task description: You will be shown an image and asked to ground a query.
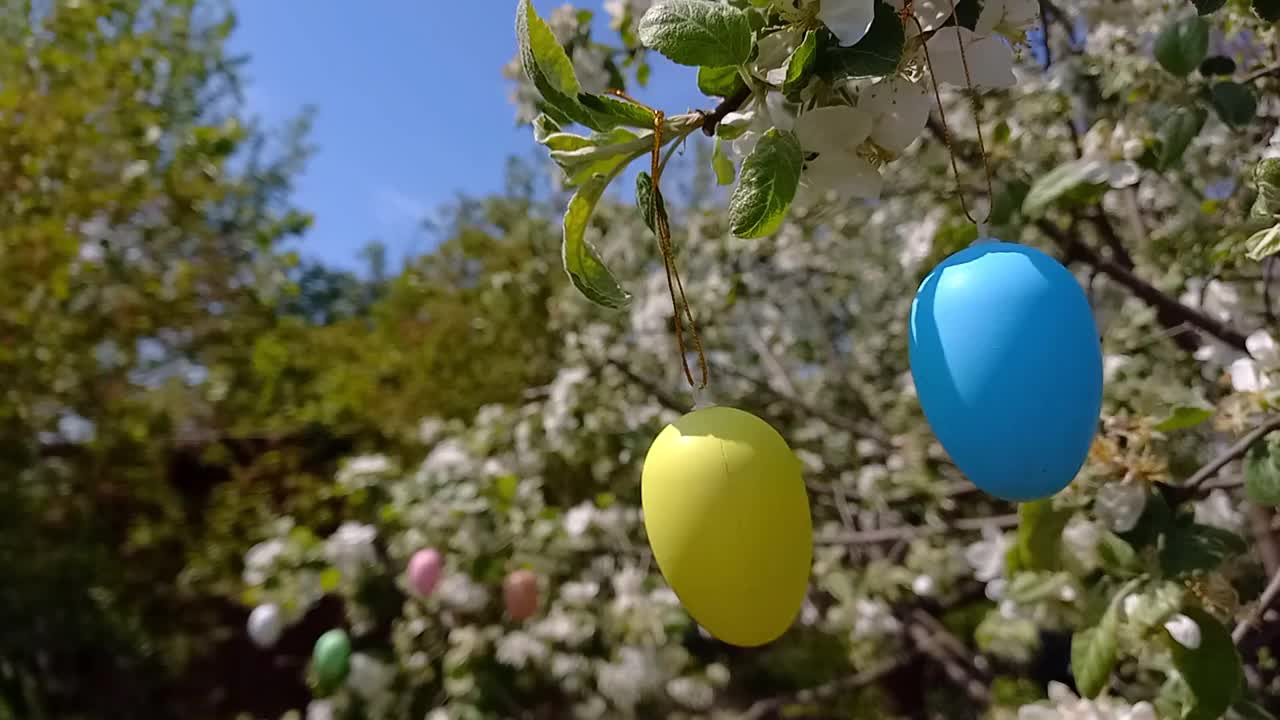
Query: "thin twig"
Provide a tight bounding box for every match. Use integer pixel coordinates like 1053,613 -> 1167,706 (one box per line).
1179,416 -> 1280,495
1035,219 -> 1249,352
906,609 -> 992,704
817,513 -> 1019,545
741,655 -> 915,719
699,85 -> 752,137
1233,569 -> 1280,644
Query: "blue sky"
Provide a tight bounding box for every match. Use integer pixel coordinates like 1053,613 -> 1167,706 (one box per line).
228,1 -> 705,271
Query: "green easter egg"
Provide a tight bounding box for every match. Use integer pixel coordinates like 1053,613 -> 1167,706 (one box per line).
312,628 -> 351,690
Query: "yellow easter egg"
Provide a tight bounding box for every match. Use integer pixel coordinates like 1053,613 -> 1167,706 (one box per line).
641,405 -> 813,647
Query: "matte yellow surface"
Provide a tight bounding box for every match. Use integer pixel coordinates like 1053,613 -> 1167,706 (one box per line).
641,405 -> 813,647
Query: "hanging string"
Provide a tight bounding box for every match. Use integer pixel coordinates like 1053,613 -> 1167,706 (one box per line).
609,91 -> 710,391
901,0 -> 997,228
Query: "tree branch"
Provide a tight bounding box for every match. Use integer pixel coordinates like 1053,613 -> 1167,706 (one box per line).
741,655 -> 916,719
1233,568 -> 1280,644
816,514 -> 1019,545
700,85 -> 752,137
1035,219 -> 1249,352
1174,415 -> 1280,497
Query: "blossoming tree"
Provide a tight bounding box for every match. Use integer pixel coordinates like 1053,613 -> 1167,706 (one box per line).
243,0 -> 1280,718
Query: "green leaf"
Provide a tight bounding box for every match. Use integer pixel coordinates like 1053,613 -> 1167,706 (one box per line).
1155,405 -> 1214,432
1071,580 -> 1138,699
638,0 -> 753,67
1097,531 -> 1142,576
1016,500 -> 1072,572
578,93 -> 657,129
987,180 -> 1031,226
1245,224 -> 1280,261
546,127 -> 649,188
816,3 -> 905,82
1192,0 -> 1227,13
1154,13 -> 1209,76
697,65 -> 747,98
1252,159 -> 1280,219
1211,81 -> 1257,129
1199,55 -> 1237,76
1254,0 -> 1280,22
1022,159 -> 1112,218
712,135 -> 736,186
783,30 -> 818,94
635,171 -> 666,234
728,128 -> 804,239
516,0 -> 603,131
533,114 -> 562,144
320,567 -> 341,592
1006,571 -> 1073,604
1167,606 -> 1244,720
1160,521 -> 1248,577
1245,437 -> 1280,506
562,170 -> 632,309
1156,106 -> 1208,171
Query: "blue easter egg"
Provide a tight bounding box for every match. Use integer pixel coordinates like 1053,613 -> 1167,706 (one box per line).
908,240 -> 1103,501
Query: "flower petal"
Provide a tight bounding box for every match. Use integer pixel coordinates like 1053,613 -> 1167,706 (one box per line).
794,105 -> 872,155
803,152 -> 883,200
975,0 -> 1040,38
925,27 -> 1016,90
820,0 -> 877,47
858,76 -> 933,154
889,0 -> 952,32
1231,357 -> 1269,393
1247,329 -> 1280,365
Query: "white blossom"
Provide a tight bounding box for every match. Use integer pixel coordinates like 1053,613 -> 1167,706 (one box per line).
1094,481 -> 1147,533
965,524 -> 1012,583
818,0 -> 877,47
324,522 -> 378,580
1163,613 -> 1202,649
925,28 -> 1016,90
1193,489 -> 1245,534
794,105 -> 883,200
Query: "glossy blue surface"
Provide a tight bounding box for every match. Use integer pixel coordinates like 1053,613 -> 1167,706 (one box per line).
908,241 -> 1103,501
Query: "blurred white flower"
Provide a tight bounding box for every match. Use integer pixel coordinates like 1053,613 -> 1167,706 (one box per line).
560,580 -> 600,606
437,574 -> 490,613
965,524 -> 1012,582
1094,481 -> 1146,533
1063,517 -> 1102,573
1017,682 -> 1157,720
666,676 -> 715,710
596,647 -> 663,712
305,700 -> 335,720
324,522 -> 378,580
1231,330 -> 1280,393
564,502 -> 595,537
243,538 -> 286,586
336,454 -> 394,489
496,630 -> 550,669
853,599 -> 902,637
1193,488 -> 1245,534
347,653 -> 395,700
912,574 -> 936,597
1164,613 -> 1202,649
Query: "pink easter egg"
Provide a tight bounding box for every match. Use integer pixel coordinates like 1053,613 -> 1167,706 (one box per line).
407,548 -> 443,597
503,569 -> 539,621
